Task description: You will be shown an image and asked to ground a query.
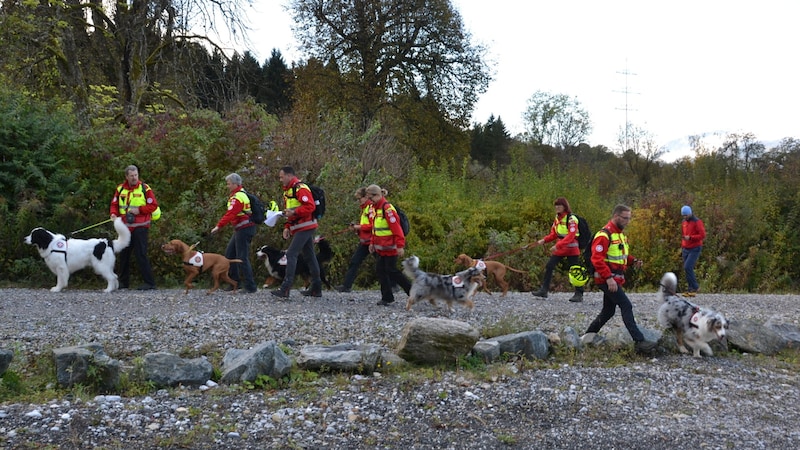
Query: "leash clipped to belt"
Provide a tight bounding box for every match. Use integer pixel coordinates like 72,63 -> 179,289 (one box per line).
483,242 -> 536,261
70,218 -> 114,236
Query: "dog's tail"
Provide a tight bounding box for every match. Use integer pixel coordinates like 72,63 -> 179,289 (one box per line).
504,265 -> 528,274
402,255 -> 420,279
659,272 -> 678,298
112,217 -> 132,254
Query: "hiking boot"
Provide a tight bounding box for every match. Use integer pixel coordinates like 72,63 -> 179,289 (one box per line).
136,284 -> 156,291
270,287 -> 290,299
301,289 -> 322,297
580,332 -> 597,345
634,340 -> 658,355
335,285 -> 351,293
568,292 -> 584,303
531,288 -> 548,298
376,299 -> 395,306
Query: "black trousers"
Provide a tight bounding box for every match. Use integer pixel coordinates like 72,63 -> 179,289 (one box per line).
119,227 -> 155,288
375,254 -> 411,303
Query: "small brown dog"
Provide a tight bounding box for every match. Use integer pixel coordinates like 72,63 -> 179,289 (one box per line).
454,253 -> 527,297
161,239 -> 243,294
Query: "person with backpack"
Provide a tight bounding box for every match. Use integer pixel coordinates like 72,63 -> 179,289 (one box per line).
366,184 -> 411,306
581,204 -> 657,355
680,205 -> 706,296
209,173 -> 257,294
270,166 -> 323,299
530,197 -> 585,302
110,164 -> 159,290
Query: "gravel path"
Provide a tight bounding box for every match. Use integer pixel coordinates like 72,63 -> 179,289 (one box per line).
1,287 -> 799,449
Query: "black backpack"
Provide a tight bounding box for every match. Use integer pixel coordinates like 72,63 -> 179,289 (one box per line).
383,203 -> 410,236
569,214 -> 593,272
291,182 -> 326,220
245,190 -> 266,224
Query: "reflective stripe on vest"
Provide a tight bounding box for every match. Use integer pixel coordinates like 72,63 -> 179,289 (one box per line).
603,230 -> 629,263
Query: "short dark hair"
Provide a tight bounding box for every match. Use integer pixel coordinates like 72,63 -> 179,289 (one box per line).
280,166 -> 295,175
612,204 -> 631,216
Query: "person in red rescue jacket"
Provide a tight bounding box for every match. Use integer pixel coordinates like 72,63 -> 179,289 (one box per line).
366,184 -> 411,306
270,166 -> 323,299
110,165 -> 158,290
210,173 -> 257,293
581,204 -> 657,355
680,205 -> 706,296
530,197 -> 585,302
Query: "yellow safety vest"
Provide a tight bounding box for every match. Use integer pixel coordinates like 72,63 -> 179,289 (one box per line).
600,230 -> 629,264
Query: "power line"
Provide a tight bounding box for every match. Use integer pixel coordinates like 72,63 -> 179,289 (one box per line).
614,60 -> 639,151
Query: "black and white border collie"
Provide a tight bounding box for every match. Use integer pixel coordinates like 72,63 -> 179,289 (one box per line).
23,217 -> 131,292
657,272 -> 728,357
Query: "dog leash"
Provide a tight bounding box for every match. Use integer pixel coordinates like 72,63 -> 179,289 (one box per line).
70,218 -> 114,235
483,242 -> 535,261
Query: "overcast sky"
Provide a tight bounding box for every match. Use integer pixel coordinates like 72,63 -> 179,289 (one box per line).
238,1 -> 798,160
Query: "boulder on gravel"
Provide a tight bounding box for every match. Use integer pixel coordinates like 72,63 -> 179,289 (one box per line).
52,343 -> 121,390
0,348 -> 12,375
220,341 -> 292,384
143,352 -> 213,387
727,319 -> 787,356
397,317 -> 480,365
296,343 -> 382,373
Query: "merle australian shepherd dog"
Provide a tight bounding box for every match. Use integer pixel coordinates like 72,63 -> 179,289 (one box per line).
657,272 -> 728,357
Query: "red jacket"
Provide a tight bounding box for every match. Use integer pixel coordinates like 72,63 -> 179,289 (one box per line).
542,212 -> 580,256
591,220 -> 636,286
370,197 -> 405,256
110,180 -> 158,229
282,176 -> 318,235
681,216 -> 706,249
215,186 -> 255,230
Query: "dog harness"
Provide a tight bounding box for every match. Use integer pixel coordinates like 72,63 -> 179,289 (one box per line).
184,252 -> 204,268
689,306 -> 702,328
48,238 -> 68,263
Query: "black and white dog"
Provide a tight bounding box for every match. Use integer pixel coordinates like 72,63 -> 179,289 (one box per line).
23,217 -> 131,292
255,237 -> 333,289
402,255 -> 485,313
657,272 -> 728,357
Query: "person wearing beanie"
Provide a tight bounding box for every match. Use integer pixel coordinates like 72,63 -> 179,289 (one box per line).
681,204 -> 706,296
531,197 -> 585,302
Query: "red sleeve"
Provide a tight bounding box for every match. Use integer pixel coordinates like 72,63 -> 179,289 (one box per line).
217,194 -> 245,229
385,206 -> 406,248
591,232 -> 612,280
110,184 -> 122,216
694,219 -> 706,241
139,184 -> 158,215
542,218 -> 559,244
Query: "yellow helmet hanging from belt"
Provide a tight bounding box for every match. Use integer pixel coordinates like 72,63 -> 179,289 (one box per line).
569,265 -> 589,287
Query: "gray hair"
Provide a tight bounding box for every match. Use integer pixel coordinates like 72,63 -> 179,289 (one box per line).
124,165 -> 139,175
226,173 -> 243,185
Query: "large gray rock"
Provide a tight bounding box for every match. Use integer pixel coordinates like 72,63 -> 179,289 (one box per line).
52,343 -> 120,390
765,318 -> 800,348
397,318 -> 480,365
220,341 -> 292,384
472,340 -> 501,363
727,319 -> 787,356
143,352 -> 213,387
488,330 -> 550,360
296,343 -> 382,373
0,349 -> 12,375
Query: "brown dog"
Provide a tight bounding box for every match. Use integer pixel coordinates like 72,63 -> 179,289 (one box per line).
454,254 -> 527,297
161,239 -> 243,294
